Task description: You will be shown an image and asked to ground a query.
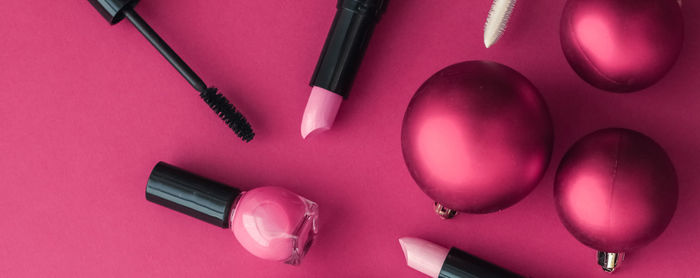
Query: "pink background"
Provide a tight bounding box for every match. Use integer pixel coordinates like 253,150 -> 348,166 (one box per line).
1,0 -> 698,277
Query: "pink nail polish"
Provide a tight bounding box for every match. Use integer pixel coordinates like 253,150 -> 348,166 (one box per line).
146,162 -> 319,265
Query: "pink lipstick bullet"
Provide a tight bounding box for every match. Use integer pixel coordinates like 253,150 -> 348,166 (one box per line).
399,237 -> 521,278
146,162 -> 319,265
302,0 -> 388,138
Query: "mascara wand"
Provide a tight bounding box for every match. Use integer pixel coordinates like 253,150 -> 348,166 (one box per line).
87,0 -> 255,142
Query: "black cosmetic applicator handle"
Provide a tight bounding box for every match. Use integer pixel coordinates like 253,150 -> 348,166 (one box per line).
122,7 -> 207,93
87,0 -> 255,142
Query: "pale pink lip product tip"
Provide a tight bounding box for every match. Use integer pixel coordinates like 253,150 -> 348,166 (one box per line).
399,237 -> 449,278
301,86 -> 343,139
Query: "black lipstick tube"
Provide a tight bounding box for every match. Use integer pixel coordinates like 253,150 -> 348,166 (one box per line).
440,248 -> 523,278
310,0 -> 388,98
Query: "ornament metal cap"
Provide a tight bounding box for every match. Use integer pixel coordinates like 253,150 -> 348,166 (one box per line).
434,202 -> 457,219
597,251 -> 624,273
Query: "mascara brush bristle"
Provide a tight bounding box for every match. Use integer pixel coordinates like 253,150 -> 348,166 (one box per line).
200,88 -> 255,142
484,0 -> 516,48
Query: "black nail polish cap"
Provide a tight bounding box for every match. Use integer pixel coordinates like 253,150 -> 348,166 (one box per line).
310,0 -> 388,98
87,0 -> 140,24
146,162 -> 241,228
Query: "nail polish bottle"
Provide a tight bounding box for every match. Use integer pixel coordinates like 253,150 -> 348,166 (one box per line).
146,162 -> 319,265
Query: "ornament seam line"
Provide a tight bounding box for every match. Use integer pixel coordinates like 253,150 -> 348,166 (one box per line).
566,16 -> 625,86
607,133 -> 623,235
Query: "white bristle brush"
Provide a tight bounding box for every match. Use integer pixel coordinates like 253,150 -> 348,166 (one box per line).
484,0 -> 516,48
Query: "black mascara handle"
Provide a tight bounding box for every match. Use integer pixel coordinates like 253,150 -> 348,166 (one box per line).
123,8 -> 207,93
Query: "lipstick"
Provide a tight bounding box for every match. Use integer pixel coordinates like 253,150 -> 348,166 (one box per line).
301,0 -> 388,138
146,162 -> 319,265
399,237 -> 522,278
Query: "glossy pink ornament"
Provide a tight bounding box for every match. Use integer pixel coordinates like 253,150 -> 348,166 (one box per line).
554,128 -> 678,272
401,61 -> 553,217
560,0 -> 683,93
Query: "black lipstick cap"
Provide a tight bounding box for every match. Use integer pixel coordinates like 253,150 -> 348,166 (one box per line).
440,247 -> 523,278
87,0 -> 140,24
310,0 -> 388,98
146,162 -> 241,228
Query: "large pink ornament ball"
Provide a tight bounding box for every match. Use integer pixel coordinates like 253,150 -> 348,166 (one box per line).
560,0 -> 683,93
401,61 -> 553,214
555,128 -> 678,253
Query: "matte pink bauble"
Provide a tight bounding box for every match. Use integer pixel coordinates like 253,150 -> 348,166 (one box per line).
560,0 -> 683,92
401,61 -> 553,216
555,128 -> 678,271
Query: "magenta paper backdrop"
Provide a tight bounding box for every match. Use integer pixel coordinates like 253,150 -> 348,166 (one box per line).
1,0 -> 699,277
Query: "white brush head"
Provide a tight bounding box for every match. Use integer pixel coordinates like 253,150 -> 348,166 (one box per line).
484,0 -> 516,48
